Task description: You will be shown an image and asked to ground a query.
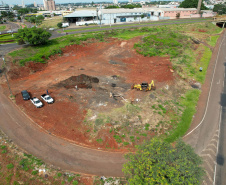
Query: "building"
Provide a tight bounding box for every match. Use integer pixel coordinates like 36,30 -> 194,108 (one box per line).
113,0 -> 118,5
64,8 -> 209,26
34,1 -> 37,7
43,0 -> 56,11
22,0 -> 24,8
0,3 -> 9,11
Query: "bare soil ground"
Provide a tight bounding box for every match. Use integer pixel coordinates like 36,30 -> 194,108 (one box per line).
4,37 -> 174,151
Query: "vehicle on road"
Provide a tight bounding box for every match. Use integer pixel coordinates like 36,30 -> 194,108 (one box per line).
21,90 -> 30,100
6,30 -> 13,33
30,97 -> 43,108
41,94 -> 54,104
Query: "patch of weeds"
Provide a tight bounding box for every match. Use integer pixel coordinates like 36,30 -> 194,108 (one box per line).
57,173 -> 62,177
6,173 -> 13,183
61,181 -> 66,185
7,163 -> 14,169
0,145 -> 6,149
72,180 -> 79,185
13,181 -> 20,185
123,142 -> 129,146
113,135 -> 122,143
130,136 -> 135,142
86,129 -> 90,132
96,138 -> 103,143
109,128 -> 113,133
121,134 -> 126,138
68,176 -> 75,182
1,150 -> 7,154
158,104 -> 167,113
95,118 -> 104,127
31,170 -> 38,175
136,137 -> 140,140
165,89 -> 200,143
145,123 -> 150,131
140,133 -> 147,137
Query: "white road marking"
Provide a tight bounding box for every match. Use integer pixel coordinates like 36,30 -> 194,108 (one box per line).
204,159 -> 215,172
217,80 -> 220,84
213,106 -> 222,185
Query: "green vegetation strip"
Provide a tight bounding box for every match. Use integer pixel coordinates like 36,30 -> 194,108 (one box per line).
0,33 -> 17,44
165,89 -> 201,143
0,25 -> 6,31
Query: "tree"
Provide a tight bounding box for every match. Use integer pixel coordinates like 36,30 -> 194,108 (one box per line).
15,27 -> 51,45
123,138 -> 205,184
57,22 -> 63,28
179,0 -> 208,10
213,4 -> 226,15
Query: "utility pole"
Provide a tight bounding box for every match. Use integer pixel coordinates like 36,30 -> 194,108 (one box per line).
197,0 -> 202,14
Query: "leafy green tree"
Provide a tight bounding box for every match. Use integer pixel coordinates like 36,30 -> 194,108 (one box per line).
57,22 -> 63,28
213,4 -> 226,15
123,138 -> 205,184
36,15 -> 44,21
179,0 -> 208,10
15,27 -> 51,45
105,5 -> 119,9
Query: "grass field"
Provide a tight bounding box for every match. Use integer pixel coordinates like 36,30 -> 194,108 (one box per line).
0,33 -> 17,44
0,25 -> 6,31
40,16 -> 63,29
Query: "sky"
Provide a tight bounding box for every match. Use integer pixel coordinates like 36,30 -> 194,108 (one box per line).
3,0 -> 182,5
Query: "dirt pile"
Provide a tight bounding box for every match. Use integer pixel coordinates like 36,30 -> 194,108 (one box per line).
56,74 -> 99,89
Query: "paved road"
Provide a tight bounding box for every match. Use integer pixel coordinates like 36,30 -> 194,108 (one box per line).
0,87 -> 125,176
215,51 -> 226,184
183,31 -> 226,184
0,18 -> 224,177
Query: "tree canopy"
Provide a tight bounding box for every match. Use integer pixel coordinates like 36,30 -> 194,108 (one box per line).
213,4 -> 226,15
123,138 -> 205,184
179,0 -> 208,10
15,27 -> 51,45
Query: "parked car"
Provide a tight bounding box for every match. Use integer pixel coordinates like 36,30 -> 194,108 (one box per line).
21,90 -> 30,100
6,30 -> 13,33
30,97 -> 43,108
41,94 -> 54,104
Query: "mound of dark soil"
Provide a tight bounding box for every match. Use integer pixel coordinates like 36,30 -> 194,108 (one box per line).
56,74 -> 99,89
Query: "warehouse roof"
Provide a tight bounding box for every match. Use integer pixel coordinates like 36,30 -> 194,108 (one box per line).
64,10 -> 96,18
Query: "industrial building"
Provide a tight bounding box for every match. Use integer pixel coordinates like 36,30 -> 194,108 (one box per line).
64,7 -> 214,26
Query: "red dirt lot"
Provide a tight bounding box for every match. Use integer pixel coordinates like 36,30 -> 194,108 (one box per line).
4,37 -> 174,151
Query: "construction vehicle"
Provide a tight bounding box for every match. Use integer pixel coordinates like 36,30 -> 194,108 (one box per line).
131,80 -> 155,91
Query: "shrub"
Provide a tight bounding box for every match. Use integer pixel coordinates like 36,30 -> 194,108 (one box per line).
7,163 -> 14,169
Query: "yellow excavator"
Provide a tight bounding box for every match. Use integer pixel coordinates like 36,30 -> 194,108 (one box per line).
131,80 -> 155,91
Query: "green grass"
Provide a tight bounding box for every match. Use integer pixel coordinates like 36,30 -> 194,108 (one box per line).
165,89 -> 201,143
0,33 -> 17,44
195,46 -> 212,83
207,35 -> 220,47
64,18 -> 211,33
0,25 -> 6,31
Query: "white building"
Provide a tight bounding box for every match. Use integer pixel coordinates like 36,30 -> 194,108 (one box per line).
113,0 -> 118,5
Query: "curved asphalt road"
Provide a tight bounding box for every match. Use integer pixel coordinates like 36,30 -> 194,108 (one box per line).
0,18 -> 224,177
0,87 -> 125,176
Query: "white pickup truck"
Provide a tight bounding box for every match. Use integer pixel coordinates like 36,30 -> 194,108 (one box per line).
41,94 -> 54,104
30,97 -> 43,108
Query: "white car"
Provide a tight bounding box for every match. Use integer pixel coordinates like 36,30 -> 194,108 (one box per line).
41,94 -> 54,104
30,97 -> 43,108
